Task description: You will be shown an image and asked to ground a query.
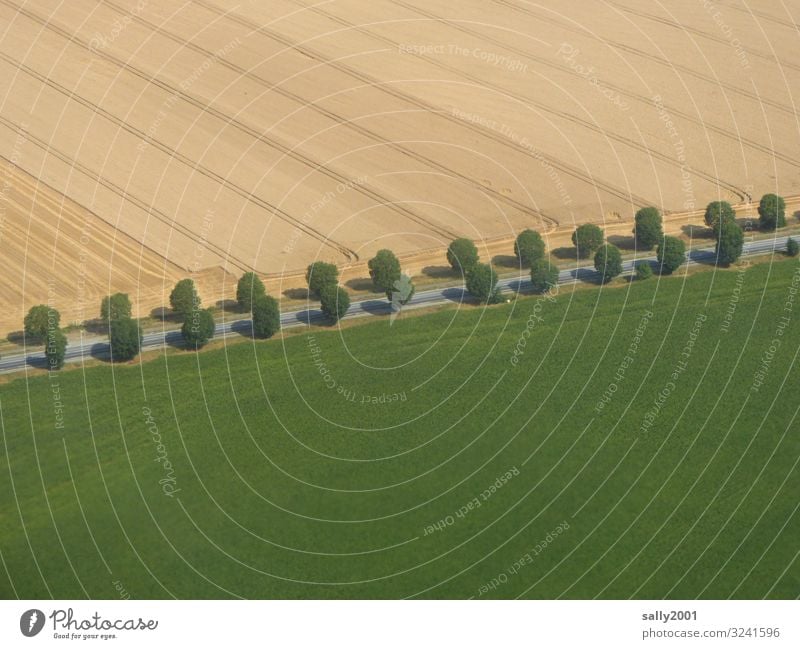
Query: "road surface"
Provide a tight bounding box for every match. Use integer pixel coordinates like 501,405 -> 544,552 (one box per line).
0,235 -> 792,375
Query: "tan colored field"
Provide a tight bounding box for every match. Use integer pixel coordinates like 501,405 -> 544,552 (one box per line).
1,0 -> 799,332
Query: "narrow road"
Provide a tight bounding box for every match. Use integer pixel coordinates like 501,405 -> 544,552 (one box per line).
0,236 -> 791,375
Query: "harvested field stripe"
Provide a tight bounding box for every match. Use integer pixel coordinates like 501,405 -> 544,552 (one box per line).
294,0 -> 749,203
493,0 -> 800,120
390,0 -> 800,172
0,0 -> 360,264
192,0 -> 565,227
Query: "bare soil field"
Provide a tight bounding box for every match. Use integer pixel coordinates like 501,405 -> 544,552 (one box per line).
1,0 -> 798,332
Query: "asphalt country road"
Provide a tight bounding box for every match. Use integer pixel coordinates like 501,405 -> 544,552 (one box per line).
0,236 -> 792,375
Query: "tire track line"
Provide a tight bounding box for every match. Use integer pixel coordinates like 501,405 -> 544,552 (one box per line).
606,0 -> 800,74
389,0 -> 800,173
0,0 -> 359,263
281,0 -> 743,202
493,0 -> 797,119
194,0 -> 632,225
95,0 -> 459,242
0,114 -> 256,273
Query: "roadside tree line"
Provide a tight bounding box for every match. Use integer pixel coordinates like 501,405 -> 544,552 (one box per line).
21,193 -> 796,370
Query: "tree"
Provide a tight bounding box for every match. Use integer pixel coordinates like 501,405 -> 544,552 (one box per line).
181,308 -> 215,349
514,229 -> 545,267
704,201 -> 735,232
45,328 -> 67,370
466,262 -> 499,303
787,237 -> 799,257
305,262 -> 339,297
446,238 -> 479,275
236,272 -> 266,312
319,285 -> 350,323
100,293 -> 132,322
170,279 -> 199,318
657,236 -> 686,274
530,259 -> 559,293
635,261 -> 653,280
572,224 -> 604,258
715,218 -> 744,265
594,244 -> 623,283
109,317 -> 142,362
368,249 -> 402,299
252,294 -> 281,339
633,207 -> 663,250
758,193 -> 786,231
24,305 -> 59,341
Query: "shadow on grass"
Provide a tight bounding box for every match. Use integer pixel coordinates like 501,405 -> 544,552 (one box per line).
283,287 -> 309,301
345,277 -> 375,292
6,330 -> 27,346
422,265 -> 456,279
215,299 -> 240,313
607,234 -> 637,251
491,254 -> 522,270
552,247 -> 577,261
682,224 -> 714,239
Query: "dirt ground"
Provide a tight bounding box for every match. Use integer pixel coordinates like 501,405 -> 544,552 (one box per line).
1,0 -> 799,334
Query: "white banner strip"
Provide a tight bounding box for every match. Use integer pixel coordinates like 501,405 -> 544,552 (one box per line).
1,600 -> 797,648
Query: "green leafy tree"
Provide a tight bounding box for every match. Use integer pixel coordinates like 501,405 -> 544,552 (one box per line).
657,236 -> 686,274
45,328 -> 67,370
572,224 -> 604,258
109,317 -> 142,362
633,207 -> 663,250
704,201 -> 735,232
368,249 -> 402,299
446,238 -> 479,275
530,259 -> 559,293
635,261 -> 653,280
252,294 -> 281,339
715,218 -> 744,265
100,293 -> 132,322
594,244 -> 623,283
305,262 -> 339,297
787,237 -> 799,257
758,193 -> 786,231
236,272 -> 266,312
24,305 -> 59,341
514,229 -> 545,267
181,308 -> 216,349
170,279 -> 199,318
466,262 -> 499,303
319,285 -> 350,323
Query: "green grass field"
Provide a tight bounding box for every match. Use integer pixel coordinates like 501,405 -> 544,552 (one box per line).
1,258 -> 799,599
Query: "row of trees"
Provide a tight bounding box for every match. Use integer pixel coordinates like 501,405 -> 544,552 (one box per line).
21,192 -> 794,369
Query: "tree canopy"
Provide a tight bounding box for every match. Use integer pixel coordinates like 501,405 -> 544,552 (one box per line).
305,262 -> 339,297
100,293 -> 132,322
236,272 -> 266,312
319,285 -> 350,323
633,207 -> 663,250
514,229 -> 545,267
572,224 -> 604,258
368,249 -> 402,299
446,238 -> 479,275
657,236 -> 686,274
170,279 -> 200,318
594,244 -> 623,283
758,193 -> 786,231
181,308 -> 216,349
466,263 -> 499,303
252,294 -> 281,339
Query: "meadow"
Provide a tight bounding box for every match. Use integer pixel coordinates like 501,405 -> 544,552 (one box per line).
1,258 -> 798,599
